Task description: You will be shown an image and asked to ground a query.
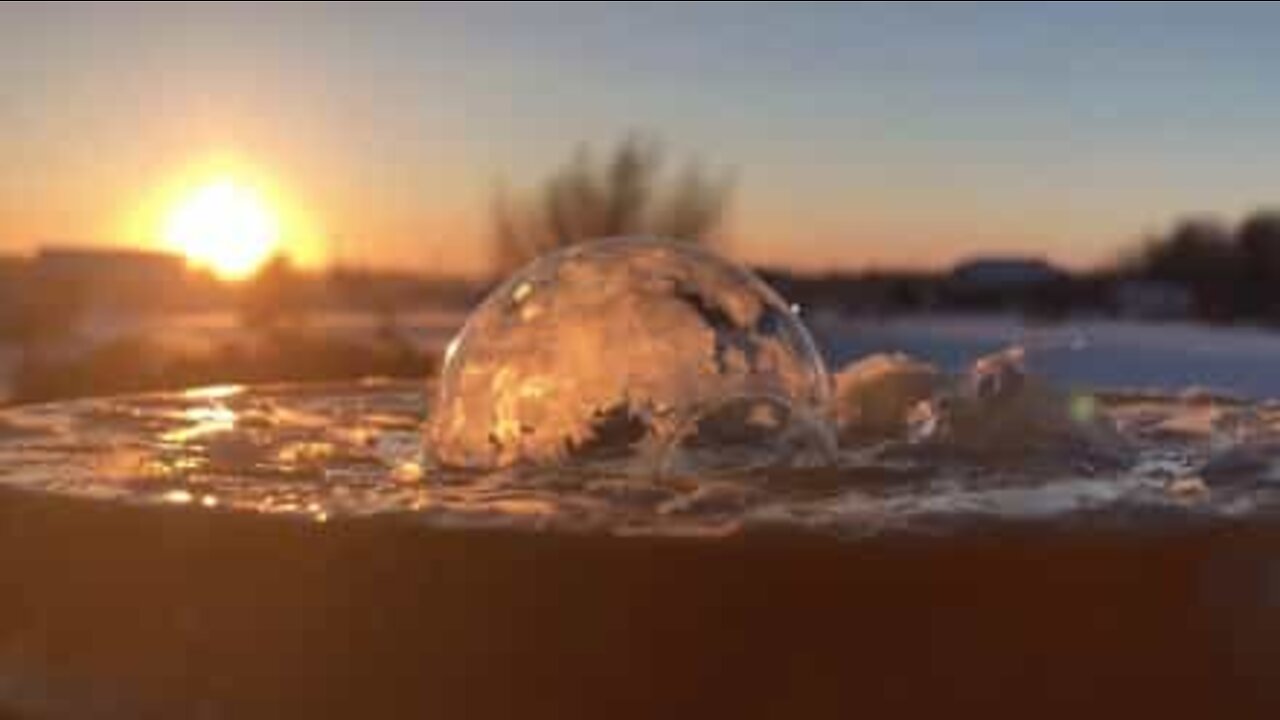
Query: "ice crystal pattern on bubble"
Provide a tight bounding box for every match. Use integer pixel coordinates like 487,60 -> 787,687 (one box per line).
426,237 -> 834,471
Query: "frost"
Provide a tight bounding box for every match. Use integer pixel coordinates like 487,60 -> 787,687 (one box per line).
425,237 -> 835,472
834,353 -> 941,440
1167,475 -> 1210,499
908,347 -> 1132,468
830,347 -> 1132,470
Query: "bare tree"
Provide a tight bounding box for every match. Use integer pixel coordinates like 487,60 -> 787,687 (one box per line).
490,135 -> 733,275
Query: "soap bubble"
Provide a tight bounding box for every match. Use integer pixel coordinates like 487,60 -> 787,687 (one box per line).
426,237 -> 835,474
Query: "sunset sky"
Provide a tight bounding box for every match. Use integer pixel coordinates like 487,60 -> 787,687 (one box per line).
2,1 -> 1280,276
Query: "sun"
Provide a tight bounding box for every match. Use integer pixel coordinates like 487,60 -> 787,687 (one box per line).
164,179 -> 280,280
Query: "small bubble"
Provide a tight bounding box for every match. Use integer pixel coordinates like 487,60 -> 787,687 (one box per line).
1069,394 -> 1098,424
1167,476 -> 1210,500
163,489 -> 194,505
393,462 -> 424,483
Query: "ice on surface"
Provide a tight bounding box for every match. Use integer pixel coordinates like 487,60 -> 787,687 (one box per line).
834,353 -> 941,440
425,237 -> 835,472
12,278 -> 1280,533
832,347 -> 1132,469
4,377 -> 1280,534
914,347 -> 1131,468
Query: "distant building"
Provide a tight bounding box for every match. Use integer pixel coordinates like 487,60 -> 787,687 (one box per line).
944,257 -> 1072,315
948,257 -> 1067,290
34,246 -> 188,313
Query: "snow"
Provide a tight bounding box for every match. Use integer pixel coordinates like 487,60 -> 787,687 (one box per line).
814,314 -> 1280,399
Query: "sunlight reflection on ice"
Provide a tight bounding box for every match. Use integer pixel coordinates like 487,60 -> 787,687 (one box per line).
0,379 -> 1278,536
161,405 -> 238,443
182,384 -> 246,401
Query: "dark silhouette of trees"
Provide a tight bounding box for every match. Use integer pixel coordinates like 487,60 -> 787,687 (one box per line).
1238,211 -> 1280,317
1132,219 -> 1239,318
490,135 -> 733,275
1123,210 -> 1280,321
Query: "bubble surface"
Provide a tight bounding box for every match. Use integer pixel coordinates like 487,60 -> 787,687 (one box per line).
425,237 -> 835,472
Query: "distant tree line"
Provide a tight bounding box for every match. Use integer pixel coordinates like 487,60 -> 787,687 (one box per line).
758,267 -> 1111,321
1119,210 -> 1280,322
766,209 -> 1280,323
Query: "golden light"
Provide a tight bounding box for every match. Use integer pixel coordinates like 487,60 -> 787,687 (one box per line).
164,179 -> 280,279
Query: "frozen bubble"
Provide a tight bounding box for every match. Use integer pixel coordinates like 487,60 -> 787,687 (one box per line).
425,237 -> 835,473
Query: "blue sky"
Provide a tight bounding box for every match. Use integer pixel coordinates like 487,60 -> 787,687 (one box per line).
1,1 -> 1279,274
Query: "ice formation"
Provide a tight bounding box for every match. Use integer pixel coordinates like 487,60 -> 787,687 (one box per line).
907,348 -> 1130,467
425,235 -> 1137,475
834,353 -> 941,440
426,237 -> 835,472
831,348 -> 1131,469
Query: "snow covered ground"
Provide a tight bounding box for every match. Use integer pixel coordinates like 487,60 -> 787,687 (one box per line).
4,311 -> 1280,401
383,309 -> 1280,399
815,313 -> 1280,399
367,309 -> 1280,400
